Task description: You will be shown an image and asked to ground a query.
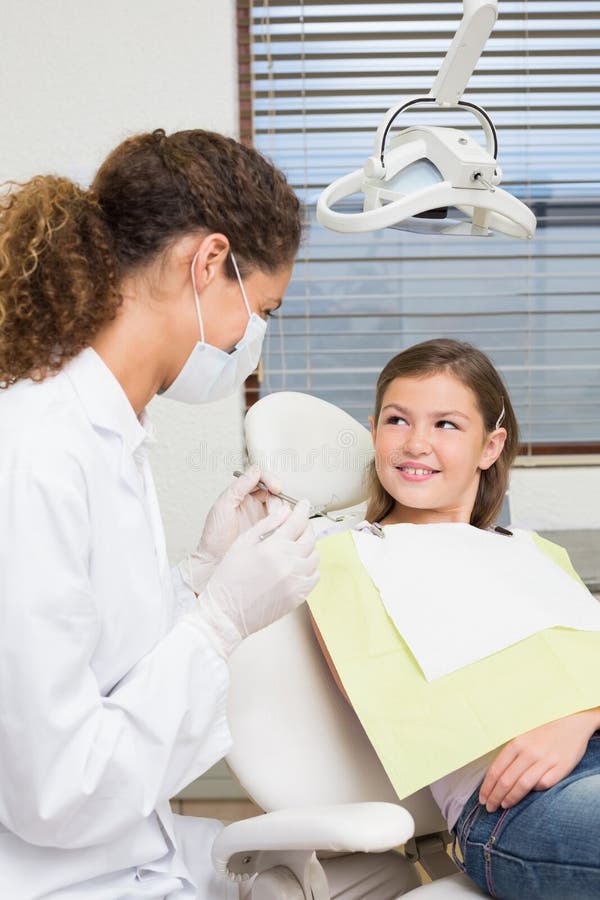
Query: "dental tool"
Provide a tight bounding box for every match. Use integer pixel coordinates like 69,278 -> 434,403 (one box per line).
317,0 -> 536,239
233,470 -> 344,525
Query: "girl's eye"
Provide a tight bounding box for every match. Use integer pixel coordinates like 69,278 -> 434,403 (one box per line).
385,415 -> 408,426
436,420 -> 458,430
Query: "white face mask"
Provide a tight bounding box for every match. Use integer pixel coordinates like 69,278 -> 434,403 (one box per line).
160,251 -> 267,405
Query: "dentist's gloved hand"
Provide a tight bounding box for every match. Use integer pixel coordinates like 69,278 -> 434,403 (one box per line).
182,465 -> 285,593
187,499 -> 320,660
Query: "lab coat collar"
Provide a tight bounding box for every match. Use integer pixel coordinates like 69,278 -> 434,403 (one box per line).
64,347 -> 153,458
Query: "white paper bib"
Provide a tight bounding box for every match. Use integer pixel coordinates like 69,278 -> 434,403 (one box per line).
352,523 -> 600,681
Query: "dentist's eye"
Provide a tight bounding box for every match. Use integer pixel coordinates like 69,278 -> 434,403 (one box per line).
265,309 -> 279,319
437,420 -> 458,430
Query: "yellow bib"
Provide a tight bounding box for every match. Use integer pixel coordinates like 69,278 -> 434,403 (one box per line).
308,530 -> 600,800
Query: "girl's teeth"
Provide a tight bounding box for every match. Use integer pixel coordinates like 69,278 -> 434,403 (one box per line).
402,467 -> 433,475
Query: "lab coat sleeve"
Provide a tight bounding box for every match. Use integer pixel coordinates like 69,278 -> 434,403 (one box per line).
0,462 -> 231,850
171,562 -> 200,617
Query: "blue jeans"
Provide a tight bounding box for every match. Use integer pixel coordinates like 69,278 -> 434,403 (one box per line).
451,731 -> 600,899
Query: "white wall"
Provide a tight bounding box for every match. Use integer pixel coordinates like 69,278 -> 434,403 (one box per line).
1,0 -> 245,562
510,467 -> 600,531
1,0 -> 238,183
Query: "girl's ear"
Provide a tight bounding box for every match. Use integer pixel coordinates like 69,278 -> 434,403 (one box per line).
479,428 -> 507,471
369,414 -> 377,447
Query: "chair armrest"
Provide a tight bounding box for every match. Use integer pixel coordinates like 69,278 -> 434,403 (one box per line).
212,802 -> 415,881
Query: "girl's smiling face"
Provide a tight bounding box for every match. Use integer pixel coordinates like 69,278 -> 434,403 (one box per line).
370,371 -> 507,526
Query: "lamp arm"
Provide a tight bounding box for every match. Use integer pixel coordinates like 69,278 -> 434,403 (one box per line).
429,0 -> 498,106
369,1 -> 499,169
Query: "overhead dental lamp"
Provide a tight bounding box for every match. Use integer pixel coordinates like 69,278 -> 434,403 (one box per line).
317,0 -> 536,239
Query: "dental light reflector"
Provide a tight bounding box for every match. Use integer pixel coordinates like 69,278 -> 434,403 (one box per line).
317,0 -> 536,240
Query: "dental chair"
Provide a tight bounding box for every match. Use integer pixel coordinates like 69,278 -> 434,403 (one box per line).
212,392 -> 486,899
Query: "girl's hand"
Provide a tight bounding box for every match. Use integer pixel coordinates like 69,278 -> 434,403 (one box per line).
479,707 -> 600,813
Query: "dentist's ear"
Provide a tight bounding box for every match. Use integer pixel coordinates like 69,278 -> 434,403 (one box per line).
189,233 -> 230,289
479,428 -> 507,471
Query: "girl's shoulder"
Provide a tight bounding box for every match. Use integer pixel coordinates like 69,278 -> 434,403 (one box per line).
488,526 -> 585,588
521,529 -> 585,587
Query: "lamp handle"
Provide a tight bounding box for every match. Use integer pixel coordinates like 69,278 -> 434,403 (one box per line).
373,97 -> 498,168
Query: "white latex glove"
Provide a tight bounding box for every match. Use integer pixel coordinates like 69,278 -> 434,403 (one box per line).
187,498 -> 320,659
182,465 -> 284,593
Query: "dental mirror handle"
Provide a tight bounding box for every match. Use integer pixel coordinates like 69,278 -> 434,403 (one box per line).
232,470 -> 300,508
232,470 -> 336,523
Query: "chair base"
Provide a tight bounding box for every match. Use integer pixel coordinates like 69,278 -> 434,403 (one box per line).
239,854 -> 484,899
321,851 -> 422,898
404,872 -> 485,897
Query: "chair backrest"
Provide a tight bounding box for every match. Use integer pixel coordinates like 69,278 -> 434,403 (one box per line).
226,603 -> 448,837
231,391 -> 447,835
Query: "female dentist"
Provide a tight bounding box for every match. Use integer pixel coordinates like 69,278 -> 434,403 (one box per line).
0,129 -> 318,899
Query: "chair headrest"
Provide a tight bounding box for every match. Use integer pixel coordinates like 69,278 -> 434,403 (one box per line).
244,391 -> 374,513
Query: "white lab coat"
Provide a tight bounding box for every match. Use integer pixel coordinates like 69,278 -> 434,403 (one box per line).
0,348 -> 238,899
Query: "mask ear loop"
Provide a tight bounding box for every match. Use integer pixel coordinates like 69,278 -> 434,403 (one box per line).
190,252 -> 206,343
495,400 -> 506,431
230,251 -> 252,318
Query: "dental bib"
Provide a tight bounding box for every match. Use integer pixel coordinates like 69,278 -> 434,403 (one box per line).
308,529 -> 600,800
352,523 -> 600,681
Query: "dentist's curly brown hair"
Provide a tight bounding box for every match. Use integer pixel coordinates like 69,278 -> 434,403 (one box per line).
0,129 -> 301,387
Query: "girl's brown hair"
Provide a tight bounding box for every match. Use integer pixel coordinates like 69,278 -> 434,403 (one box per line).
0,129 -> 301,387
366,338 -> 519,530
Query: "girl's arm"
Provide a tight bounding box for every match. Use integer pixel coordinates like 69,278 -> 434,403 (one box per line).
309,610 -> 351,703
479,706 -> 600,813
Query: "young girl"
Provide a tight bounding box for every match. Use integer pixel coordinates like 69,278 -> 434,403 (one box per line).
309,338 -> 600,900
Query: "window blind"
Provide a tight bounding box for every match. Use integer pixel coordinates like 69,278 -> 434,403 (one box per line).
240,0 -> 600,450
